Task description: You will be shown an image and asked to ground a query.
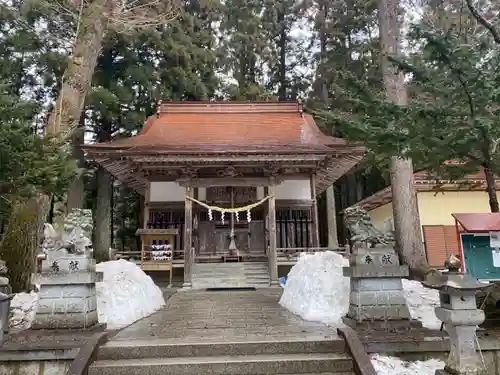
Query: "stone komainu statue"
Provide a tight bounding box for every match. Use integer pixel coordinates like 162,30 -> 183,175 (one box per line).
343,205 -> 395,250
41,209 -> 93,255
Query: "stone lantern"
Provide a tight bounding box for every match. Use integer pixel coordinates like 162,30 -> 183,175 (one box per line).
422,255 -> 490,375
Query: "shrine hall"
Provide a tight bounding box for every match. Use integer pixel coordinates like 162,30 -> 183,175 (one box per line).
83,101 -> 364,288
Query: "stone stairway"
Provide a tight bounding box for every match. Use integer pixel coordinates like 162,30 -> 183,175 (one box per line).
191,262 -> 270,289
89,337 -> 356,375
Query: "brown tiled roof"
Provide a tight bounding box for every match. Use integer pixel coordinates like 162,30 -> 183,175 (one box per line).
350,168 -> 500,212
86,101 -> 348,152
414,168 -> 496,181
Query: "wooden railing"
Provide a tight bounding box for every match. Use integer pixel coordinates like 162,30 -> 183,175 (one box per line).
114,246 -> 348,263
114,249 -> 185,262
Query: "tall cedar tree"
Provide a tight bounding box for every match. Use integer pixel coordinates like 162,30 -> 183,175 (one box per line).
261,0 -> 308,100
220,0 -> 273,99
323,0 -> 430,278
87,0 -> 221,260
304,0 -> 385,245
323,14 -> 500,214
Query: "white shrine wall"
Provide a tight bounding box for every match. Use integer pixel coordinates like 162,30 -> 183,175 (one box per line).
149,181 -> 185,202
147,178 -> 312,202
274,179 -> 311,200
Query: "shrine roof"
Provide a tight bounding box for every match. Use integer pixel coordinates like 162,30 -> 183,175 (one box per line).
83,102 -> 366,195
83,101 -> 354,153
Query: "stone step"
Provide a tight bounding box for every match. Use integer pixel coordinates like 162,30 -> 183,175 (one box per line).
245,274 -> 271,279
193,273 -> 245,278
98,338 -> 346,360
246,280 -> 270,285
194,268 -> 246,273
244,268 -> 268,272
244,263 -> 268,268
192,281 -> 249,286
89,353 -> 353,375
193,273 -> 246,278
192,262 -> 270,289
195,264 -> 245,268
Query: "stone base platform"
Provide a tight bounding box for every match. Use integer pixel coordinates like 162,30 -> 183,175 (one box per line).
1,325 -> 108,351
342,316 -> 423,331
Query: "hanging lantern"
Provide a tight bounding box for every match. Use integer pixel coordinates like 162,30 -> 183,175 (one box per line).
208,209 -> 213,221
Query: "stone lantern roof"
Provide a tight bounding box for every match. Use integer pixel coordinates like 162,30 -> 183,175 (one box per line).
422,273 -> 490,293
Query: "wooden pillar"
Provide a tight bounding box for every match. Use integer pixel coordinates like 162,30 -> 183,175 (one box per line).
183,185 -> 194,288
268,180 -> 278,286
326,185 -> 338,248
143,182 -> 150,229
310,174 -> 320,247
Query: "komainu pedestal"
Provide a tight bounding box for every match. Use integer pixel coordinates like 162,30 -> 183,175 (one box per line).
32,209 -> 101,330
342,206 -> 421,330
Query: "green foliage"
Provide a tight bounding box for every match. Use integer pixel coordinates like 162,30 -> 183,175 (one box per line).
305,0 -> 380,115
0,84 -> 79,214
321,22 -> 500,182
88,0 -> 222,138
0,0 -> 74,211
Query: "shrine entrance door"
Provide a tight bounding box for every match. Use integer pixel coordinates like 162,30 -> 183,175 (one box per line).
196,186 -> 266,261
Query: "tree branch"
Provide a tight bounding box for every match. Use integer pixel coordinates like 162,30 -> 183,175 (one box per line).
428,37 -> 475,117
465,0 -> 500,44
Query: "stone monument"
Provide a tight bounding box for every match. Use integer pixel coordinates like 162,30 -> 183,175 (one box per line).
342,206 -> 420,330
423,255 -> 490,375
0,259 -> 11,294
32,209 -> 101,330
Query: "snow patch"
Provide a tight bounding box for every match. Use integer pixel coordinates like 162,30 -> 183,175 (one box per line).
279,251 -> 350,326
371,354 -> 444,374
96,260 -> 166,329
10,291 -> 39,330
9,259 -> 165,330
279,251 -> 442,330
279,252 -> 447,373
403,279 -> 441,329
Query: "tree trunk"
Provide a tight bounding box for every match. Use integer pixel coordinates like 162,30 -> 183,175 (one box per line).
484,166 -> 499,212
94,167 -> 113,263
277,7 -> 287,101
66,118 -> 86,213
47,0 -> 109,135
378,0 -> 430,279
319,0 -> 329,106
93,121 -> 113,263
57,0 -> 109,211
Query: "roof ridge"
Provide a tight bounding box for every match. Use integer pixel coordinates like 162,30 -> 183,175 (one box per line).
157,101 -> 301,114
